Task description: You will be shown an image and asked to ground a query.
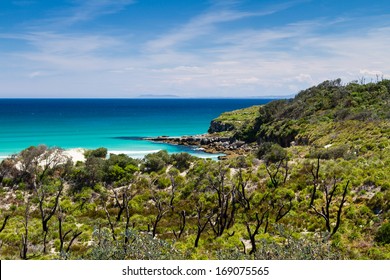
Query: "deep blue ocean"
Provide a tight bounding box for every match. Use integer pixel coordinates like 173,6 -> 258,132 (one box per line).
0,99 -> 272,159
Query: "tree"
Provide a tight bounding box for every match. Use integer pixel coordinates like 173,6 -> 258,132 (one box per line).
171,153 -> 193,171
258,143 -> 289,188
375,222 -> 390,244
245,210 -> 269,254
207,163 -> 236,237
143,150 -> 170,173
234,163 -> 252,211
194,203 -> 212,248
20,192 -> 30,260
150,193 -> 168,238
35,180 -> 63,253
85,147 -> 107,159
311,179 -> 349,236
57,206 -> 82,257
0,214 -> 10,233
309,156 -> 321,208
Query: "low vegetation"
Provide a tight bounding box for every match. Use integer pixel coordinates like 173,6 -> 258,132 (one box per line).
0,79 -> 389,259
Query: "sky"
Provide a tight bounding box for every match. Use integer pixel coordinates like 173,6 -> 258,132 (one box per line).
0,0 -> 389,98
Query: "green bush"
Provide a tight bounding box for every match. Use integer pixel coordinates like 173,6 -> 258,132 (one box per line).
85,147 -> 108,159
87,228 -> 181,260
375,222 -> 390,244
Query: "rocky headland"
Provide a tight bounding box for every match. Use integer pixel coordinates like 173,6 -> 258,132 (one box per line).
144,105 -> 262,158
144,134 -> 251,158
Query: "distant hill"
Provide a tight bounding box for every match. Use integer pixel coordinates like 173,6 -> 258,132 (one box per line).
137,94 -> 179,98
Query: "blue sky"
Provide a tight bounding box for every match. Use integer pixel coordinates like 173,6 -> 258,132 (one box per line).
0,0 -> 389,98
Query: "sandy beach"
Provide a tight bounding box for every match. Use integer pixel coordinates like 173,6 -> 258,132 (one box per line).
62,148 -> 86,163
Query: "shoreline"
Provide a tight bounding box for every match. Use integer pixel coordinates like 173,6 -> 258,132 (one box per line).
144,134 -> 252,159
0,143 -> 226,162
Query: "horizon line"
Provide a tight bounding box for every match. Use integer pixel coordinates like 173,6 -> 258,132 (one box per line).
0,96 -> 291,100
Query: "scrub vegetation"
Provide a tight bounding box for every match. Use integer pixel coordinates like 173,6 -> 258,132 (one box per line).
0,79 -> 389,259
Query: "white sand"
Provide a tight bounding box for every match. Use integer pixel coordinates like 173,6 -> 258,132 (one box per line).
62,148 -> 86,163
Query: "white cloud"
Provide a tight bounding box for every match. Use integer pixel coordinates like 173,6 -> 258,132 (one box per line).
1,1 -> 390,97
41,0 -> 136,27
28,71 -> 44,78
144,2 -> 292,52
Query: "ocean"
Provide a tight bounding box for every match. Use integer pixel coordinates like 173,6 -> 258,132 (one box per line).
0,99 -> 272,159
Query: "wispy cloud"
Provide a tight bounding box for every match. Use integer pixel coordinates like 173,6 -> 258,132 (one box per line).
31,0 -> 135,28
1,0 -> 390,97
145,1 -> 295,52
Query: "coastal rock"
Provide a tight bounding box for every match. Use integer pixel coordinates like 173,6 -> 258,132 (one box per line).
208,120 -> 235,133
144,134 -> 252,159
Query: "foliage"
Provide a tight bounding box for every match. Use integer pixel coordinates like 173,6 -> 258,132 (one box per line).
86,228 -> 180,260
0,79 -> 389,260
85,147 -> 108,159
375,222 -> 390,245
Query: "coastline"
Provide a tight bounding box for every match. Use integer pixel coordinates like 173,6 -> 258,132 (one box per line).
0,144 -> 226,162
144,134 -> 252,159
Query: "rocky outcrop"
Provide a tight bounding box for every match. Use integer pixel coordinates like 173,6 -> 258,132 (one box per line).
144,135 -> 251,157
208,120 -> 235,133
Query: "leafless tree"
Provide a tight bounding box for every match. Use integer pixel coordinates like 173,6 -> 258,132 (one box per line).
57,207 -> 82,257
235,167 -> 251,211
245,210 -> 269,254
35,180 -> 63,253
0,214 -> 10,233
311,179 -> 349,236
151,194 -> 168,238
265,158 -> 288,188
208,164 -> 237,237
274,197 -> 293,223
20,194 -> 30,260
101,197 -> 117,241
309,156 -> 321,208
173,210 -> 186,239
194,203 -> 213,248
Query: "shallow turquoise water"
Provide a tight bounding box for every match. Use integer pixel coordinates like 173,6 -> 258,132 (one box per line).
0,99 -> 271,158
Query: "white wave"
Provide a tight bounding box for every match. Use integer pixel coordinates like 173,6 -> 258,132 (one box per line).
108,150 -> 161,155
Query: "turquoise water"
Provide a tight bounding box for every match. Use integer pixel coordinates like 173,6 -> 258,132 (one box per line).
0,99 -> 271,159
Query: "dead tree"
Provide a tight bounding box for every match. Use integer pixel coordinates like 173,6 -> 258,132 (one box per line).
102,198 -> 117,241
194,203 -> 212,248
208,164 -> 237,237
311,179 -> 349,236
0,214 -> 10,233
151,194 -> 168,238
36,147 -> 65,183
274,197 -> 293,223
122,185 -> 135,245
235,167 -> 251,211
168,169 -> 180,212
173,210 -> 186,239
265,159 -> 285,188
20,195 -> 30,260
57,207 -> 82,256
262,144 -> 289,188
35,181 -> 63,254
309,156 -> 320,208
245,210 -> 269,254
113,189 -> 126,222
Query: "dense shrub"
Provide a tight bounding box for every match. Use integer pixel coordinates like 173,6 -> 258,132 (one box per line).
87,228 -> 180,260
375,222 -> 390,244
85,147 -> 108,159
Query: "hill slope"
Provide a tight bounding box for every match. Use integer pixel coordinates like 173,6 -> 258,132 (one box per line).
209,79 -> 390,154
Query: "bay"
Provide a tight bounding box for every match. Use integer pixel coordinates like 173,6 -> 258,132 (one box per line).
0,99 -> 272,159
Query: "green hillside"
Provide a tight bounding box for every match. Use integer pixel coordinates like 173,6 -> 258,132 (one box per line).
210,79 -> 390,154
0,79 -> 389,260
